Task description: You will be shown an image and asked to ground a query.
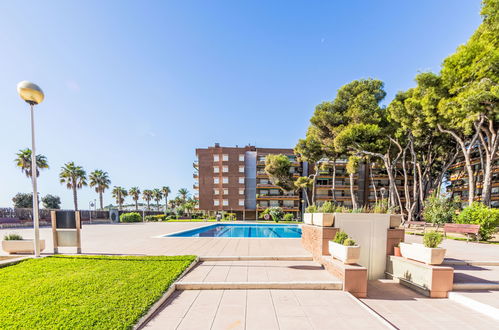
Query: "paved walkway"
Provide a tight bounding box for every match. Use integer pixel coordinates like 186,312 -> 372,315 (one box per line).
178,260 -> 339,284
453,264 -> 499,284
144,289 -> 388,330
0,222 -> 307,257
361,280 -> 499,329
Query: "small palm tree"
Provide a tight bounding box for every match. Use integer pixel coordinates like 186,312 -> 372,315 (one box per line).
152,189 -> 163,211
89,170 -> 111,210
112,186 -> 128,210
129,187 -> 141,210
59,162 -> 87,210
143,189 -> 153,210
15,148 -> 49,179
178,188 -> 189,202
161,186 -> 171,213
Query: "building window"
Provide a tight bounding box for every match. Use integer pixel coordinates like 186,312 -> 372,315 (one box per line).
213,155 -> 219,162
239,154 -> 244,161
239,188 -> 244,195
239,199 -> 245,206
214,188 -> 219,195
239,177 -> 244,184
270,189 -> 279,195
214,199 -> 220,206
222,154 -> 229,161
270,200 -> 279,207
222,177 -> 228,184
239,166 -> 244,173
214,177 -> 220,184
260,190 -> 268,195
213,166 -> 220,173
223,199 -> 229,206
283,200 -> 294,207
222,166 -> 229,173
223,188 -> 229,195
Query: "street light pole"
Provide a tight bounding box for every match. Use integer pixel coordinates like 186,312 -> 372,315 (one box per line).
17,81 -> 44,258
30,103 -> 41,257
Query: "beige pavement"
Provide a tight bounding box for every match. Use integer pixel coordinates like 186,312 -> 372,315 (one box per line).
144,289 -> 388,330
0,222 -> 307,257
361,280 -> 499,329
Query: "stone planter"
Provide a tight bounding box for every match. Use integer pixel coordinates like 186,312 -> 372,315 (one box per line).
313,213 -> 334,227
303,213 -> 314,225
394,246 -> 401,257
329,241 -> 360,265
2,239 -> 46,254
399,242 -> 446,265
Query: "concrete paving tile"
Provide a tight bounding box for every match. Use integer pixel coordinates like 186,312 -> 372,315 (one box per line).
176,290 -> 224,330
246,290 -> 279,330
211,290 -> 246,330
277,316 -> 313,330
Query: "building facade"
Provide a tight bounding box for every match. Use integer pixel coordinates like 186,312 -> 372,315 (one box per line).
194,144 -> 305,220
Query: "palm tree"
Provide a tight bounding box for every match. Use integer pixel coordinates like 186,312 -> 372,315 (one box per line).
89,170 -> 111,210
129,187 -> 141,210
178,188 -> 189,202
59,162 -> 87,210
15,148 -> 49,179
143,189 -> 153,210
152,189 -> 163,211
112,186 -> 128,210
161,186 -> 171,214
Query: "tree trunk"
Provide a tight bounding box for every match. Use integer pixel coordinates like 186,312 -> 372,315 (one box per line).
135,200 -> 138,211
72,185 -> 78,211
311,164 -> 320,205
476,118 -> 499,205
369,162 -> 378,204
331,161 -> 337,203
99,191 -> 103,210
147,200 -> 150,210
349,173 -> 358,209
164,196 -> 168,214
438,120 -> 482,206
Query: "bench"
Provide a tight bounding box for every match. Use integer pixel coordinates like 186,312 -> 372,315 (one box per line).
443,223 -> 480,242
405,221 -> 428,232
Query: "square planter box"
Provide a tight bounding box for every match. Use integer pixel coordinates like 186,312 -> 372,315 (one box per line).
303,213 -> 314,225
399,242 -> 446,265
313,213 -> 334,227
2,239 -> 46,254
329,241 -> 360,265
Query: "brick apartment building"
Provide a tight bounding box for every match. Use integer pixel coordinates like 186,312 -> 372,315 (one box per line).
194,144 -> 413,220
194,144 -> 304,220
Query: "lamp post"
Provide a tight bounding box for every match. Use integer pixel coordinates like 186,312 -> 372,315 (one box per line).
17,81 -> 44,258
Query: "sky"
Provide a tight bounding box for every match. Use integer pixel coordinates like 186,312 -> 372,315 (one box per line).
0,0 -> 482,209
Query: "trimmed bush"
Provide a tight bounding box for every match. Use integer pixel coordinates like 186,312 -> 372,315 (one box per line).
119,212 -> 142,223
3,233 -> 23,240
343,238 -> 356,246
145,214 -> 167,222
423,231 -> 443,248
267,207 -> 284,223
283,213 -> 294,221
423,193 -> 459,227
319,201 -> 336,213
333,231 -> 348,244
305,205 -> 317,213
455,202 -> 499,241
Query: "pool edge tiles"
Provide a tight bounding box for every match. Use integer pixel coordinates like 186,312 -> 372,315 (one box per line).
162,223 -> 302,238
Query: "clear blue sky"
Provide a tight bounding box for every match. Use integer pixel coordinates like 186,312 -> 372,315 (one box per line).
0,1 -> 482,209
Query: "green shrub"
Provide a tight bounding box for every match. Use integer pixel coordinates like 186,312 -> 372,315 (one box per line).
144,214 -> 167,222
455,202 -> 499,241
305,205 -> 317,213
319,201 -> 336,213
372,198 -> 389,213
283,213 -> 294,221
268,207 -> 284,223
423,193 -> 460,227
3,233 -> 23,240
119,212 -> 142,223
343,238 -> 356,246
224,213 -> 237,221
423,231 -> 443,248
333,231 -> 348,244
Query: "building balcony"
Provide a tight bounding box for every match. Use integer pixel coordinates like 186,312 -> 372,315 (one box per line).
257,195 -> 299,200
193,161 -> 199,169
257,206 -> 300,212
256,183 -> 279,188
193,173 -> 198,179
193,184 -> 199,190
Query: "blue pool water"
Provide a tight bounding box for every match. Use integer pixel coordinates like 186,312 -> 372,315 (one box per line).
165,223 -> 302,238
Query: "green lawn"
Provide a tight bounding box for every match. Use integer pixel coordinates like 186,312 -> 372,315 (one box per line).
0,255 -> 196,329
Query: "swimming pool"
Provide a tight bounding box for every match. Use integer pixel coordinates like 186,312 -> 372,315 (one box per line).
164,223 -> 302,238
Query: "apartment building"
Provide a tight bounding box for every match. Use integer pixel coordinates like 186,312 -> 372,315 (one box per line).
447,154 -> 499,207
194,144 -> 305,220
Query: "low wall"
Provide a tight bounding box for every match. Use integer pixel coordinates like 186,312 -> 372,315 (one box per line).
387,229 -> 405,255
301,224 -> 338,257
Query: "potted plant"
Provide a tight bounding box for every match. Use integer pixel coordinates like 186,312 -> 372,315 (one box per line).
2,233 -> 46,254
313,201 -> 335,227
303,205 -> 317,225
399,231 -> 446,265
393,242 -> 401,256
328,231 -> 360,264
